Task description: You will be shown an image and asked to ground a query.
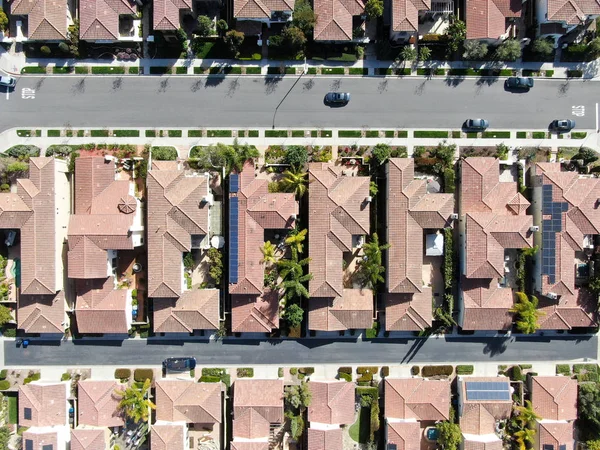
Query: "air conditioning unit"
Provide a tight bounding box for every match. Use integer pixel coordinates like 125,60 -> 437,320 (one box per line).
547,292 -> 558,300
450,213 -> 459,220
529,226 -> 540,232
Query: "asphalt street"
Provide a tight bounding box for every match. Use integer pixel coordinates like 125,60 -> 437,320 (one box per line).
0,75 -> 597,131
3,335 -> 597,366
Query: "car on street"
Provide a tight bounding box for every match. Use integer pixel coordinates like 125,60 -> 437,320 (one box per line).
163,357 -> 196,372
550,119 -> 576,132
324,92 -> 350,106
464,119 -> 489,131
0,76 -> 16,89
505,77 -> 534,90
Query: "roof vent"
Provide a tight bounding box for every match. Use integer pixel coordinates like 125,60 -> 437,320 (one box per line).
450,213 -> 459,220
290,214 -> 297,220
547,292 -> 558,300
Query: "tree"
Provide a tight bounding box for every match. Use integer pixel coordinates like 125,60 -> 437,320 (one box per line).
115,378 -> 156,423
510,292 -> 544,334
365,0 -> 383,18
0,9 -> 8,32
589,274 -> 600,293
514,427 -> 536,450
531,38 -> 553,57
436,421 -> 462,450
358,233 -> 390,289
183,252 -> 195,270
588,37 -> 600,59
277,249 -> 312,301
369,181 -> 378,197
207,248 -> 223,285
495,39 -> 522,61
196,15 -> 214,37
579,382 -> 600,437
282,25 -> 307,49
514,401 -> 541,426
575,147 -> 598,165
430,140 -> 456,173
292,0 -> 316,35
445,19 -> 466,53
6,161 -> 28,175
216,19 -> 228,35
67,20 -> 80,57
586,440 -> 600,450
260,241 -> 277,265
224,30 -> 244,57
40,45 -> 51,56
58,42 -> 70,53
177,27 -> 188,52
285,228 -> 308,254
0,305 -> 12,328
284,145 -> 308,168
280,169 -> 308,198
400,46 -> 417,61
288,412 -> 304,439
0,426 -> 10,450
372,143 -> 391,165
284,381 -> 312,410
284,303 -> 304,328
463,40 -> 488,60
419,46 -> 432,61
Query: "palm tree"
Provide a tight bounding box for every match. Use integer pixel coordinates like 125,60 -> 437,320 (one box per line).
514,427 -> 536,450
260,241 -> 277,265
358,233 -> 390,289
277,249 -> 313,301
514,400 -> 541,427
510,293 -> 544,334
280,169 -> 308,198
115,378 -> 156,423
285,228 -> 307,255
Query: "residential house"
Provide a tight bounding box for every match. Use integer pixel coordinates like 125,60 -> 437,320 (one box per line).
531,163 -> 597,330
77,380 -> 124,428
231,379 -> 283,450
307,163 -> 373,333
155,380 -> 222,447
7,0 -> 70,40
71,429 -> 111,450
153,0 -> 192,31
19,382 -> 71,450
385,158 -> 454,332
79,0 -> 142,42
459,157 -> 533,331
465,0 -> 522,41
307,380 -> 354,450
0,157 -> 71,335
531,376 -> 577,450
384,378 -> 451,450
313,0 -> 366,41
457,376 -> 512,450
229,160 -> 298,334
389,0 -> 430,42
68,156 -> 144,335
536,0 -> 600,37
233,0 -> 294,36
147,161 -> 220,335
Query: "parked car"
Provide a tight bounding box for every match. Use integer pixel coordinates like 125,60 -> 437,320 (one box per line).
0,76 -> 16,88
324,92 -> 350,106
505,77 -> 534,90
464,119 -> 489,131
163,357 -> 196,372
550,119 -> 576,132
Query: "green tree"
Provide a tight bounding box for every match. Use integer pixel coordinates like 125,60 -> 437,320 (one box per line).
260,241 -> 277,265
277,249 -> 312,301
0,9 -> 9,32
463,40 -> 488,60
0,426 -> 10,450
196,15 -> 214,37
284,303 -> 304,328
586,440 -> 600,450
115,378 -> 156,423
285,228 -> 308,254
531,38 -> 553,57
67,20 -> 80,57
207,248 -> 223,285
444,19 -> 466,53
177,27 -> 188,52
372,143 -> 391,165
495,39 -> 522,61
575,147 -> 598,165
292,0 -> 316,35
588,37 -> 600,59
284,381 -> 312,410
358,233 -> 390,289
216,19 -> 228,35
400,46 -> 417,61
430,140 -> 456,173
419,46 -> 432,61
589,274 -> 600,293
224,30 -> 244,57
513,400 -> 541,426
514,427 -> 536,450
579,382 -> 600,437
58,42 -> 70,53
6,161 -> 28,175
282,25 -> 306,50
280,169 -> 308,198
284,145 -> 308,169
364,0 -> 383,18
287,412 -> 304,439
510,292 -> 544,334
0,305 -> 12,328
183,252 -> 195,270
436,421 -> 461,450
369,181 -> 378,197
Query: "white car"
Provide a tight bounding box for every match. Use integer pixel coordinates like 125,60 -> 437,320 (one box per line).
0,76 -> 16,88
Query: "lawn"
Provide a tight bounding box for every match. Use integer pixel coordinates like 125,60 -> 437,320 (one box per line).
7,395 -> 17,424
245,67 -> 261,74
414,131 -> 448,138
91,66 -> 125,75
21,66 -> 46,74
482,131 -> 511,138
348,407 -> 370,444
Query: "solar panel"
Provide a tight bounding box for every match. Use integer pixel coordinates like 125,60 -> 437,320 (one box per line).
387,445 -> 398,450
229,197 -> 239,284
465,381 -> 511,401
544,445 -> 554,450
25,440 -> 33,450
24,407 -> 31,420
559,445 -> 566,450
42,445 -> 53,450
229,174 -> 239,193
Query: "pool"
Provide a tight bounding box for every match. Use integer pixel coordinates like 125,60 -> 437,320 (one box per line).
425,427 -> 439,441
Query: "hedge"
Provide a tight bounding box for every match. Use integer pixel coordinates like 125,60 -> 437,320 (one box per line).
290,368 -> 298,375
511,365 -> 524,381
298,367 -> 314,375
322,67 -> 344,75
338,367 -> 352,374
23,373 -> 41,384
567,69 -> 583,78
202,368 -> 226,377
237,368 -> 254,378
0,380 -> 10,390
456,365 -> 474,375
152,146 -> 178,161
411,366 -> 420,376
421,365 -> 453,377
265,130 -> 287,138
133,368 -> 154,382
339,130 -> 362,138
278,368 -> 284,377
556,364 -> 571,376
90,129 -> 109,137
113,130 -> 140,137
443,168 -> 455,194
207,130 -> 232,137
0,369 -> 6,380
365,322 -> 379,338
91,66 -> 125,75
115,368 -> 131,380
381,367 -> 389,377
357,367 -> 378,374
414,130 -> 448,138
357,373 -> 373,382
200,375 -> 221,383
339,372 -> 352,382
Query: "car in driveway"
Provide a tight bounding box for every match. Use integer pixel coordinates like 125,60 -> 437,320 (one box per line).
163,357 -> 196,372
464,119 -> 489,131
324,92 -> 350,106
550,119 -> 576,132
0,76 -> 16,89
505,77 -> 534,90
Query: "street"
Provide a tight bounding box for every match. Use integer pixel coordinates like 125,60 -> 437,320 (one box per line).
0,75 -> 596,131
3,335 -> 597,366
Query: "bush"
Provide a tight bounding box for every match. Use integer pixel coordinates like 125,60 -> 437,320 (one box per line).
411,366 -> 420,376
5,145 -> 40,159
23,373 -> 41,384
443,168 -> 455,193
357,373 -> 373,382
556,364 -> 571,376
200,375 -> 221,383
61,373 -> 71,381
0,380 -> 9,390
567,69 -> 583,78
0,369 -> 6,380
133,368 -> 154,382
381,367 -> 389,377
357,367 -> 378,374
237,368 -> 254,378
289,367 -> 298,375
278,368 -> 284,377
456,365 -> 474,375
298,367 -> 314,375
511,365 -> 524,381
152,146 -> 178,161
40,45 -> 51,56
338,372 -> 352,382
338,367 -> 352,374
115,368 -> 131,380
285,145 -> 308,168
421,366 -> 453,377
365,322 -> 379,338
372,143 -> 391,165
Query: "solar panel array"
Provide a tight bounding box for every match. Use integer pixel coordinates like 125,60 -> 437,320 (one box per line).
541,184 -> 568,285
543,445 -> 555,450
229,174 -> 239,193
229,197 -> 239,284
465,381 -> 511,401
25,441 -> 33,450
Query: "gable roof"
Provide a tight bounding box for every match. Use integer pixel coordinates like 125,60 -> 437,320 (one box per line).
308,290 -> 373,331
153,289 -> 220,332
71,428 -> 108,450
155,380 -> 222,424
19,383 -> 67,427
466,0 -> 521,39
231,290 -> 279,333
461,277 -> 514,330
384,378 -> 450,421
80,0 -> 136,40
234,0 -> 294,17
22,431 -> 59,450
75,277 -> 129,334
153,0 -> 192,30
459,377 -> 512,435
78,380 -> 124,427
313,0 -> 365,40
9,0 -> 68,39
384,292 -> 432,331
386,421 -> 421,450
150,424 -> 185,450
546,0 -> 600,23
308,428 -> 343,450
19,292 -> 65,334
233,379 -> 283,439
538,422 -> 574,450
308,380 -> 355,425
392,0 -> 431,31
531,376 -> 577,421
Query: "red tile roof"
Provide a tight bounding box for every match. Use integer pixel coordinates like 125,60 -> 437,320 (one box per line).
386,421 -> 421,450
531,376 -> 577,421
313,0 -> 365,40
19,383 -> 68,427
9,0 -> 68,39
234,0 -> 294,18
307,428 -> 343,450
459,377 -> 512,435
230,161 -> 298,298
384,378 -> 451,420
538,422 -> 574,450
80,0 -> 136,40
156,380 -> 222,424
153,0 -> 192,30
22,431 -> 59,450
75,277 -> 129,334
461,277 -> 514,330
466,0 -> 521,39
233,379 -> 283,440
71,428 -> 108,450
150,424 -> 185,450
463,440 -> 504,450
546,0 -> 600,23
78,380 -> 125,427
230,443 -> 269,450
308,163 -> 370,298
231,290 -> 279,333
308,289 -> 373,331
147,165 -> 210,299
308,380 -> 354,425
392,0 -> 430,31
153,289 -> 219,333
19,292 -> 65,334
384,292 -> 432,331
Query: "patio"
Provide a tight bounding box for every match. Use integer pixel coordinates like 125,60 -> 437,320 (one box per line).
117,248 -> 147,323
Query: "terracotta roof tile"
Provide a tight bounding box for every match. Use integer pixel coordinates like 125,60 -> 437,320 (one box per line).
461,277 -> 514,330
230,443 -> 269,450
153,0 -> 192,29
78,380 -> 124,427
22,431 -> 59,450
18,292 -> 65,334
384,292 -> 432,331
71,428 -> 108,450
546,0 -> 599,23
156,380 -> 222,424
233,379 -> 283,440
19,383 -> 68,427
307,428 -> 343,450
150,424 -> 185,450
386,421 -> 421,450
234,0 -> 294,18
231,290 -> 279,333
538,422 -> 574,450
308,380 -> 354,425
384,378 -> 450,420
531,376 -> 577,421
10,0 -> 68,39
309,290 -> 373,331
75,277 -> 129,334
392,0 -> 430,31
314,0 -> 365,40
80,0 -> 136,40
459,377 -> 512,435
153,289 -> 220,332
463,439 -> 504,450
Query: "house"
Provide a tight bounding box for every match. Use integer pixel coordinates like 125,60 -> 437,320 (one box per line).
71,429 -> 110,450
233,0 -> 294,34
313,0 -> 366,41
150,423 -> 186,450
390,0 -> 430,41
229,160 -> 298,334
153,0 -> 192,31
231,379 -> 283,449
457,376 -> 512,450
307,163 -> 373,332
8,0 -> 70,40
465,0 -> 522,41
531,163 -> 598,330
147,161 -> 220,335
307,380 -> 354,450
385,378 -> 451,450
536,0 -> 600,37
385,158 -> 454,332
459,157 -> 533,331
531,376 -> 577,450
77,380 -> 124,428
19,382 -> 71,450
0,158 -> 71,335
79,0 -> 141,42
68,156 -> 144,335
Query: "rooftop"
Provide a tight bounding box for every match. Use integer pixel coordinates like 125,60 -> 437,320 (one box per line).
308,380 -> 355,425
155,380 -> 222,424
78,380 -> 124,427
385,378 -> 451,421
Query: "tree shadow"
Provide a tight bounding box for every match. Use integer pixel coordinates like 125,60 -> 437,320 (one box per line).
445,75 -> 465,88
190,79 -> 203,92
226,79 -> 240,98
264,75 -> 283,95
482,336 -> 512,357
158,78 -> 169,93
330,79 -> 341,91
378,79 -> 388,93
72,79 -> 85,95
414,80 -> 427,96
205,76 -> 225,88
557,80 -> 569,97
112,77 -> 123,91
302,78 -> 314,91
33,77 -> 45,91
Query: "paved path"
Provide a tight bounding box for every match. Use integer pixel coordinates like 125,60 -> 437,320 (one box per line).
0,76 -> 598,131
4,335 -> 597,367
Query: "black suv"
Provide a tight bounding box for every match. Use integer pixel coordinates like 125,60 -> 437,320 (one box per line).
163,357 -> 196,372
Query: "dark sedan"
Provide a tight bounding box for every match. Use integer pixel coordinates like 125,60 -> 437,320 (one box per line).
505,77 -> 534,90
163,357 -> 196,372
550,119 -> 576,132
324,92 -> 350,106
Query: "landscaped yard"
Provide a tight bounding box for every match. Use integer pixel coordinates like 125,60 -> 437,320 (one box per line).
348,407 -> 370,443
7,394 -> 17,423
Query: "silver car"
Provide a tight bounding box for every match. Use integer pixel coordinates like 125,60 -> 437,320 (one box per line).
0,76 -> 16,88
464,119 -> 489,131
325,92 -> 350,105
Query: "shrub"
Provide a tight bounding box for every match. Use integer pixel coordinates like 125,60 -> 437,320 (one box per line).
133,368 -> 154,382
203,368 -> 226,378
285,145 -> 308,168
421,366 -> 453,377
114,368 -> 131,380
338,367 -> 352,374
0,8 -> 7,32
61,373 -> 71,381
0,380 -> 9,390
357,373 -> 373,382
556,364 -> 571,376
298,367 -> 314,375
411,366 -> 420,376
237,368 -> 254,378
290,368 -> 298,375
200,375 -> 221,383
40,45 -> 51,56
152,146 -> 178,161
456,365 -> 474,375
567,69 -> 583,78
5,145 -> 40,159
511,365 -> 524,381
372,143 -> 391,165
381,367 -> 389,377
0,369 -> 6,380
365,322 -> 379,338
338,372 -> 352,382
278,368 -> 284,377
357,367 -> 378,374
370,400 -> 380,441
443,168 -> 455,193
23,373 -> 41,384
